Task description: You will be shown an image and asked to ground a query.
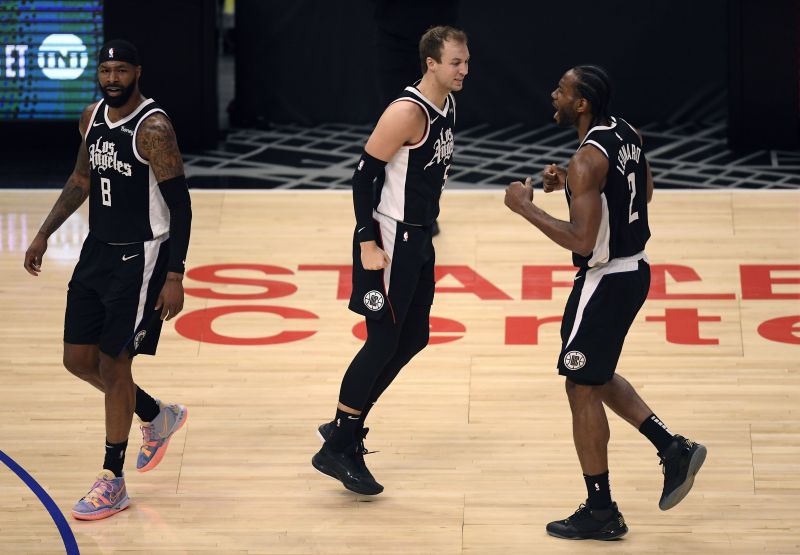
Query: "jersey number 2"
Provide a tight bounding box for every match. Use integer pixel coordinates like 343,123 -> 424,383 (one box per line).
101,177 -> 111,206
627,173 -> 639,223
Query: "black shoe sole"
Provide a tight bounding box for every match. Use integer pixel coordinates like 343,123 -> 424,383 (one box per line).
546,525 -> 628,541
659,444 -> 707,510
311,454 -> 384,496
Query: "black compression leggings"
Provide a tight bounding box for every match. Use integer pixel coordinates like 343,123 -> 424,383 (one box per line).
338,303 -> 431,411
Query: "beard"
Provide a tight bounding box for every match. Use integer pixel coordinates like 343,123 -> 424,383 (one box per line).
555,106 -> 578,128
101,78 -> 137,108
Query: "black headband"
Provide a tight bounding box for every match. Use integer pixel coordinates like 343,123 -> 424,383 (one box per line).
98,40 -> 140,66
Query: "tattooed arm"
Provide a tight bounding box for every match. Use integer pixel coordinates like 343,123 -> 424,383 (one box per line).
136,112 -> 191,320
23,103 -> 95,276
136,112 -> 184,181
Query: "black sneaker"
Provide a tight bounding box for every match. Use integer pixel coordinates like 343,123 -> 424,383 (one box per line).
312,443 -> 384,495
317,421 -> 369,446
546,502 -> 628,540
658,435 -> 707,510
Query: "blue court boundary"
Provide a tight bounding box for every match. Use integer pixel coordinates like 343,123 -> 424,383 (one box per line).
0,450 -> 79,555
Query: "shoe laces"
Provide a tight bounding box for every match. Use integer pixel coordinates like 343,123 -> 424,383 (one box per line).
356,428 -> 377,456
83,478 -> 114,504
140,423 -> 155,445
659,437 -> 695,473
566,503 -> 591,522
356,437 -> 377,456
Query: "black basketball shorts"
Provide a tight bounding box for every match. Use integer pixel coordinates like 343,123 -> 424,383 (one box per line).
557,253 -> 650,385
348,211 -> 435,324
64,233 -> 170,357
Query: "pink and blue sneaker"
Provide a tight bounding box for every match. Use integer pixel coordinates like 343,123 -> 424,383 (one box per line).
136,402 -> 188,473
71,470 -> 130,521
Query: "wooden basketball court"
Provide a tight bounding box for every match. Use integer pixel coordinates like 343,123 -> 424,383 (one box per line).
1,189 -> 798,554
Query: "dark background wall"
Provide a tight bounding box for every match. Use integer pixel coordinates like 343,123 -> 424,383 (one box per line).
104,0 -> 218,151
728,0 -> 799,150
235,0 -> 730,129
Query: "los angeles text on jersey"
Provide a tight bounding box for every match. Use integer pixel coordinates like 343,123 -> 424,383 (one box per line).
88,137 -> 132,176
424,127 -> 454,169
615,142 -> 641,175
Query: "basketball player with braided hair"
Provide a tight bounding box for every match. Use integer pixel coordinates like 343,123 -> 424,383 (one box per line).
504,65 -> 706,540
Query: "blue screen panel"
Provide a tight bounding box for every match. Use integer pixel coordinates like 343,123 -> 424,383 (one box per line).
0,0 -> 103,120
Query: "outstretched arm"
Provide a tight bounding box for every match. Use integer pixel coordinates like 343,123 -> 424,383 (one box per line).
504,146 -> 606,256
23,104 -> 94,276
137,113 -> 191,320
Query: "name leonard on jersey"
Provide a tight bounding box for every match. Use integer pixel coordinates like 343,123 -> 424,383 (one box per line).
615,142 -> 641,176
88,136 -> 132,177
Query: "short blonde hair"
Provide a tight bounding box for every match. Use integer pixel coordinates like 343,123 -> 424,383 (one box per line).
419,26 -> 468,74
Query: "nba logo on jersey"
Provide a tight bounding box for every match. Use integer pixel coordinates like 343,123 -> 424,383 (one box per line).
108,47 -> 115,58
403,231 -> 408,242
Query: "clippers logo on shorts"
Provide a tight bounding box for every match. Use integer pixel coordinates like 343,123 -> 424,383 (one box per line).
363,290 -> 385,311
88,138 -> 132,176
133,330 -> 147,350
563,350 -> 587,371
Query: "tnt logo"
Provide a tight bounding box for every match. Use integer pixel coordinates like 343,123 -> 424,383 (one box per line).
37,34 -> 88,80
363,290 -> 385,312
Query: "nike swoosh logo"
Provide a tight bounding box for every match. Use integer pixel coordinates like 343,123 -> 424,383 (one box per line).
574,275 -> 584,281
347,415 -> 360,420
122,254 -> 140,261
430,116 -> 439,124
93,121 -> 103,127
357,226 -> 366,233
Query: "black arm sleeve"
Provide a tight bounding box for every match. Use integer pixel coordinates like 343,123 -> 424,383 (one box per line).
352,151 -> 387,243
157,174 -> 192,274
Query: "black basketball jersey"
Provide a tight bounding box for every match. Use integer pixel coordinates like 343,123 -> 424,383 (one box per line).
84,98 -> 170,244
375,86 -> 456,225
566,116 -> 651,268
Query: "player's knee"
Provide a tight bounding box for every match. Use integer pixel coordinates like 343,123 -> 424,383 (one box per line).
62,350 -> 93,379
98,354 -> 133,386
564,378 -> 601,401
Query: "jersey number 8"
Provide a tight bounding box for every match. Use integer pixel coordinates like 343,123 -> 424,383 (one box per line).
101,177 -> 112,207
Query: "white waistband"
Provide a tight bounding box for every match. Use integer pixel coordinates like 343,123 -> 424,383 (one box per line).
588,250 -> 648,274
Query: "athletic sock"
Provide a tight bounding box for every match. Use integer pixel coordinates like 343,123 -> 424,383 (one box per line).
584,471 -> 612,510
639,413 -> 675,453
135,386 -> 160,422
103,439 -> 128,478
326,408 -> 361,452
